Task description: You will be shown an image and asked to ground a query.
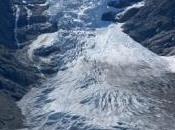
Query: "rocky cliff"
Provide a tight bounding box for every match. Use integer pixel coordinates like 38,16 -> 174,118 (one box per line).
0,0 -> 58,129
102,0 -> 175,56
0,0 -> 16,48
123,0 -> 175,56
0,0 -> 175,129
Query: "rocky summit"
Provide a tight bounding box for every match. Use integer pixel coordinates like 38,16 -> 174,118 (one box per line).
0,0 -> 175,130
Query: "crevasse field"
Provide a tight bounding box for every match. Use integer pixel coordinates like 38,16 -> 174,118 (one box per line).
18,0 -> 175,130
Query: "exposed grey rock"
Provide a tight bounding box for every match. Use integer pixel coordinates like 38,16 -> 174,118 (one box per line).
0,44 -> 41,129
34,45 -> 61,57
0,92 -> 24,130
0,45 -> 40,100
123,0 -> 175,56
101,11 -> 118,22
0,0 -> 16,48
27,4 -> 49,15
17,22 -> 57,43
102,1 -> 141,23
13,0 -> 58,46
142,30 -> 175,56
107,0 -> 142,8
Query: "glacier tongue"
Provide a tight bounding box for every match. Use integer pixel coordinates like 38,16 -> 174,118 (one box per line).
18,0 -> 175,130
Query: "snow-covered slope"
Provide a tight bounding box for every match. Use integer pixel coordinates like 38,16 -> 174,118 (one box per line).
18,0 -> 175,130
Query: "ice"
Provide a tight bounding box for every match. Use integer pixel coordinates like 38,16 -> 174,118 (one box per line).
18,0 -> 175,130
27,32 -> 58,61
24,6 -> 33,28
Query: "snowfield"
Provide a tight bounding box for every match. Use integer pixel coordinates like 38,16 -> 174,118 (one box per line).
18,0 -> 175,130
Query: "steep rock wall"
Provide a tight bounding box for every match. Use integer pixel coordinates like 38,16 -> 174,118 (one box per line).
0,0 -> 16,48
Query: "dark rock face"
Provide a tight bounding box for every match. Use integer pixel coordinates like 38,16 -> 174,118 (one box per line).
0,0 -> 16,48
123,0 -> 175,56
107,0 -> 142,8
101,11 -> 118,22
13,0 -> 47,5
0,44 -> 40,129
13,0 -> 58,47
0,92 -> 23,129
0,0 -> 29,129
118,7 -> 140,23
0,0 -> 58,101
0,45 -> 40,101
0,0 -> 55,100
17,22 -> 57,44
0,1 -> 53,129
101,0 -> 141,23
142,30 -> 175,55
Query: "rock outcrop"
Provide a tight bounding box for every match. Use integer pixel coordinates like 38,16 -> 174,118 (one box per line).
0,92 -> 23,129
0,0 -> 16,48
13,0 -> 58,47
0,0 -> 58,99
0,0 -> 58,129
101,0 -> 143,23
107,0 -> 142,8
123,0 -> 175,56
0,45 -> 40,100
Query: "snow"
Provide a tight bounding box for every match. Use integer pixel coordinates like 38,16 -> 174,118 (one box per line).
14,5 -> 20,46
18,0 -> 175,130
163,56 -> 175,73
27,32 -> 58,61
117,1 -> 145,17
19,22 -> 171,129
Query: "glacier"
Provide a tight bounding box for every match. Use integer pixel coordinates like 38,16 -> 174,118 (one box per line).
18,0 -> 175,130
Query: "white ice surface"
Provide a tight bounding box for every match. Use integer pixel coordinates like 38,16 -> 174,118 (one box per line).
18,23 -> 175,130
163,56 -> 175,73
18,0 -> 175,130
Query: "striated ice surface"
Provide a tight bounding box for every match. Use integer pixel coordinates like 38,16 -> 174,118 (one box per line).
18,0 -> 175,130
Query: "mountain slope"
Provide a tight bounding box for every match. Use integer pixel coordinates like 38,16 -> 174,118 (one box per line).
0,0 -> 175,130
0,0 -> 16,48
123,0 -> 175,55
